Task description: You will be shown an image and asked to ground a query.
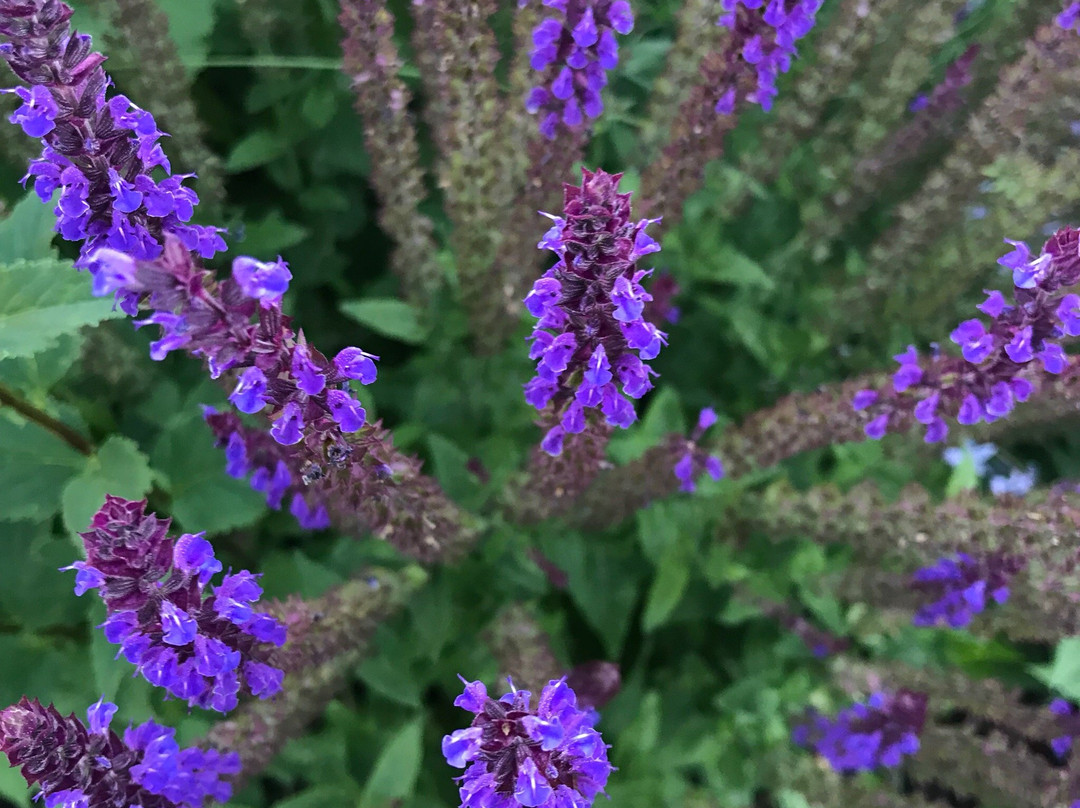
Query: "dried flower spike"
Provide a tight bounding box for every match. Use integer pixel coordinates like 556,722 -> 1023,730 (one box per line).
442,677 -> 612,808
66,495 -> 286,713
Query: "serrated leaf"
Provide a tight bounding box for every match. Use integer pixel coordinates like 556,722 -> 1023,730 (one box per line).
0,192 -> 58,262
358,718 -> 423,808
340,298 -> 426,344
0,258 -> 123,359
0,520 -> 85,629
0,416 -> 85,522
62,436 -> 153,536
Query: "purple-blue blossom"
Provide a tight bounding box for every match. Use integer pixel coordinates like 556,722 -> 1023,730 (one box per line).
853,227 -> 1080,442
526,0 -> 633,137
524,169 -> 667,455
66,496 -> 286,713
0,2 -> 225,262
442,677 -> 612,808
716,0 -> 823,112
673,407 -> 725,491
205,408 -> 332,530
792,690 -> 927,773
0,696 -> 240,808
989,465 -> 1037,497
910,551 -> 1024,628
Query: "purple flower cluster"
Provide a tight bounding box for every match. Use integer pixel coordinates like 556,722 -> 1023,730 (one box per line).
853,226 -> 1080,443
715,0 -> 823,113
1051,698 -> 1080,759
792,690 -> 927,773
442,677 -> 612,808
1059,2 -> 1080,33
88,240 -> 378,448
910,552 -> 1024,628
673,407 -> 724,491
66,495 -> 286,713
204,407 -> 330,529
0,0 -> 225,261
524,168 -> 666,456
0,696 -> 239,808
526,0 -> 633,138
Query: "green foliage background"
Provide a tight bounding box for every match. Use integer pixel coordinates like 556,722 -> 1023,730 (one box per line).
0,0 -> 1075,807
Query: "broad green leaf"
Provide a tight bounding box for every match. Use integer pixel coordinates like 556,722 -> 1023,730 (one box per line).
358,718 -> 424,808
642,544 -> 691,631
1035,637 -> 1080,699
0,259 -> 123,359
0,416 -> 85,522
0,520 -> 85,629
61,436 -> 153,536
340,298 -> 426,344
608,386 -> 685,464
237,209 -> 310,257
0,192 -> 58,262
704,246 -> 776,291
0,333 -> 84,394
226,130 -> 290,173
0,759 -> 29,806
271,786 -> 358,808
157,0 -> 216,71
427,433 -> 482,505
151,413 -> 265,534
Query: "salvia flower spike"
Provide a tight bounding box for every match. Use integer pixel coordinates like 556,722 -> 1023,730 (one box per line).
0,696 -> 240,808
716,0 -> 824,112
66,495 -> 287,713
792,689 -> 927,773
853,226 -> 1080,443
87,241 -> 377,449
0,0 -> 225,261
910,552 -> 1025,628
443,677 -> 613,808
524,168 -> 666,456
526,0 -> 634,138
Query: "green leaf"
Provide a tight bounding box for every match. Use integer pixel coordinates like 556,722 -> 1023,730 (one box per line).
703,246 -> 776,291
225,130 -> 290,173
642,543 -> 691,631
237,209 -> 310,257
157,0 -> 217,71
0,521 -> 85,629
945,453 -> 980,497
608,387 -> 684,464
0,416 -> 85,522
0,192 -> 58,262
340,298 -> 426,344
358,718 -> 423,808
0,258 -> 124,359
1038,637 -> 1080,700
61,436 -> 153,536
427,433 -> 481,504
151,412 -> 265,534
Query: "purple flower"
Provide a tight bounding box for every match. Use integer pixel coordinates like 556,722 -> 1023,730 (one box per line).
911,552 -> 1024,628
525,171 -> 666,454
793,690 -> 927,773
67,496 -> 285,712
0,697 -> 240,808
950,319 -> 995,364
525,0 -> 633,136
229,367 -> 269,414
443,678 -> 612,808
270,401 -> 304,445
851,390 -> 878,411
333,347 -> 379,384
